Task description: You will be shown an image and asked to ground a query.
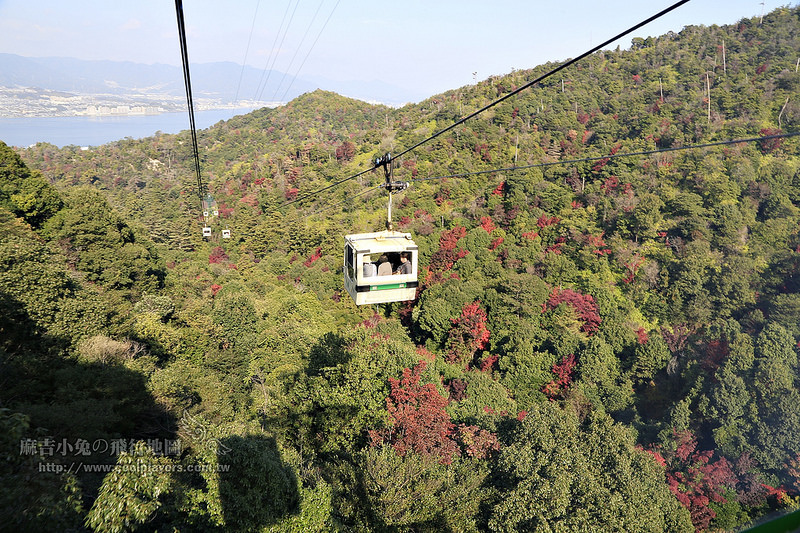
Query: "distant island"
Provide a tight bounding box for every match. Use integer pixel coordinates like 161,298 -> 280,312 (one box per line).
0,53 -> 423,117
0,85 -> 273,118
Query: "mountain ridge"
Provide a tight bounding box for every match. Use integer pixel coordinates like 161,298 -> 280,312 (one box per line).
0,53 -> 425,110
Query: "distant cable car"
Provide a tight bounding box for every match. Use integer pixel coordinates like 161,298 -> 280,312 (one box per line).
222,229 -> 231,239
344,230 -> 418,305
202,227 -> 212,238
343,153 -> 418,305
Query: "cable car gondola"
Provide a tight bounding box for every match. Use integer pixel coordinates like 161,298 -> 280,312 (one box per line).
343,154 -> 419,305
344,230 -> 418,305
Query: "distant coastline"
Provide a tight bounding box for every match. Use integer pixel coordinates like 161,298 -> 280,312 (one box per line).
1,107 -> 266,148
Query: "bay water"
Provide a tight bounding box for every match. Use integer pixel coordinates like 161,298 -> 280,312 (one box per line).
0,107 -> 262,149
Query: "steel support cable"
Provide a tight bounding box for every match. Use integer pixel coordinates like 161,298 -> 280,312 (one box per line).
324,132 -> 800,215
279,0 -> 341,103
408,131 -> 800,184
390,0 -> 691,163
310,185 -> 383,216
255,0 -> 294,101
175,0 -> 205,202
279,166 -> 377,210
235,0 -> 261,103
257,0 -> 302,102
272,0 -> 691,214
271,0 -> 327,103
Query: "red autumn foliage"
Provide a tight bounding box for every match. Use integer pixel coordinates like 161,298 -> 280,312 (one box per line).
544,288 -> 601,334
635,327 -> 649,344
647,431 -> 736,531
622,256 -> 644,284
759,127 -> 783,154
445,301 -> 491,365
479,353 -> 499,373
445,378 -> 467,402
537,214 -> 561,228
401,159 -> 418,177
489,237 -> 504,251
428,226 -> 469,280
434,187 -> 450,206
303,246 -> 322,267
522,231 -> 539,240
370,361 -> 460,464
457,425 -> 500,459
440,225 -> 466,251
210,284 -> 222,296
480,216 -> 496,233
542,353 -> 577,399
587,232 -> 612,255
335,140 -> 356,161
285,187 -> 299,200
492,181 -> 506,196
208,246 -> 229,265
474,143 -> 492,162
600,175 -> 620,194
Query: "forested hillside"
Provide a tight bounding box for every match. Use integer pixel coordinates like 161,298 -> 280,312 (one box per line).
3,7 -> 800,532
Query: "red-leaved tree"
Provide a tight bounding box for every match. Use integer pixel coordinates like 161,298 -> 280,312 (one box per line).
370,362 -> 500,464
369,361 -> 460,464
445,301 -> 491,365
543,288 -> 601,335
542,353 -> 577,399
209,246 -> 229,265
647,431 -> 736,531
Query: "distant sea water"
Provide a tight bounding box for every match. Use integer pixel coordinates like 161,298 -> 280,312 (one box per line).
0,107 -> 263,149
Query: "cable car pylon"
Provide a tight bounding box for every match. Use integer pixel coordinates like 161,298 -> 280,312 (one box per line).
375,153 -> 409,231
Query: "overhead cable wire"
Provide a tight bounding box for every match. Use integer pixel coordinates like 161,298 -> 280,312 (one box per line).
271,0 -> 327,102
319,132 -> 799,216
234,0 -> 261,103
279,166 -> 378,210
409,131 -> 800,184
310,184 -> 383,216
256,0 -> 302,102
175,0 -> 205,202
390,0 -> 691,162
271,0 -> 691,212
279,0 -> 341,103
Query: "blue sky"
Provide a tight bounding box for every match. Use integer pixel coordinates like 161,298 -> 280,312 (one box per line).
0,0 -> 784,100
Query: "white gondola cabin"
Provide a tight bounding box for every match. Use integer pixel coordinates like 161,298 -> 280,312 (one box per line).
344,230 -> 418,305
221,229 -> 231,239
202,226 -> 212,238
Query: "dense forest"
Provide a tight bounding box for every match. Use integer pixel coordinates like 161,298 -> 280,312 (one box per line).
2,6 -> 800,532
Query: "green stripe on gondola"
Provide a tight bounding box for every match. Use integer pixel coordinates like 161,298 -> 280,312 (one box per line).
742,508 -> 800,533
370,283 -> 407,291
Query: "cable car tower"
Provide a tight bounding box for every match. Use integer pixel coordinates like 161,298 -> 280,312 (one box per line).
343,154 -> 419,305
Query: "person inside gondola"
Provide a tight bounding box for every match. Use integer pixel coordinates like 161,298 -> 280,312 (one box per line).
363,255 -> 377,277
394,252 -> 412,275
377,254 -> 392,276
